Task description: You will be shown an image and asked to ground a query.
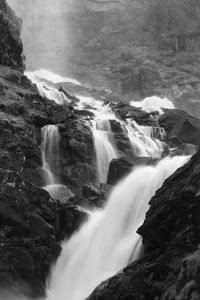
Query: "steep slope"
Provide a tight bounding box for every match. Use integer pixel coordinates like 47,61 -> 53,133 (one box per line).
0,1 -> 89,296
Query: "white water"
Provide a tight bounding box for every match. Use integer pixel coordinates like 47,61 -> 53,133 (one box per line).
25,70 -> 78,104
131,96 -> 175,114
44,184 -> 74,203
125,121 -> 164,158
41,125 -> 66,200
41,125 -> 60,186
25,71 -> 168,170
27,69 -> 81,85
46,155 -> 189,300
23,70 -> 186,300
92,120 -> 118,183
76,95 -> 166,173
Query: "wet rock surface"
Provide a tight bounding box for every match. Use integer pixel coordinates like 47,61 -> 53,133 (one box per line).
0,69 -> 91,296
0,169 -> 86,297
0,1 -> 90,294
58,119 -> 96,194
79,183 -> 112,208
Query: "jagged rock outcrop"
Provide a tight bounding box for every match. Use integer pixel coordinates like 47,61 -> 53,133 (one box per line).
0,2 -> 90,296
0,68 -> 88,296
88,151 -> 200,300
0,0 -> 23,69
77,183 -> 111,208
0,169 -> 86,297
111,103 -> 155,125
58,119 -> 96,194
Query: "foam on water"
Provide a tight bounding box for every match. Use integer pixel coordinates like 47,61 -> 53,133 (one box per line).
131,96 -> 175,114
25,70 -> 80,104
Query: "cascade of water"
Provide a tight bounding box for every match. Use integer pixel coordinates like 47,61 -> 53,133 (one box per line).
92,120 -> 118,183
41,125 -> 73,202
41,125 -> 63,197
133,121 -> 166,140
25,70 -> 78,104
46,155 -> 189,300
124,121 -> 164,158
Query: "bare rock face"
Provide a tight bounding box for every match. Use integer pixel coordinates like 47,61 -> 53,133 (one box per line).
0,0 -> 23,70
0,1 -> 90,295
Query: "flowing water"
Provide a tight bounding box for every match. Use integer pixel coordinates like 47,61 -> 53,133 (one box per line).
1,2 -> 191,300
46,155 -> 189,300
41,124 -> 72,202
124,121 -> 164,158
24,70 -> 185,300
25,70 -> 76,104
41,125 -> 60,186
25,72 -> 169,181
92,120 -> 118,183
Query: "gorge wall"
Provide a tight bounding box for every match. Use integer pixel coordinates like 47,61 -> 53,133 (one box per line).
1,0 -> 200,299
0,1 -> 93,296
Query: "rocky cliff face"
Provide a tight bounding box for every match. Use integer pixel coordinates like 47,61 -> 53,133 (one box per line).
0,0 -> 23,69
0,1 -> 92,296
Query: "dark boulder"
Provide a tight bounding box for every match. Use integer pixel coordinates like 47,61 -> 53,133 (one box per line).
80,183 -> 111,208
107,157 -> 133,185
107,157 -> 157,185
112,103 -> 155,126
159,109 -> 200,146
58,119 -> 96,194
109,119 -> 124,133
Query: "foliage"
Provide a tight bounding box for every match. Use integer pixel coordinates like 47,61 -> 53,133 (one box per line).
145,0 -> 200,36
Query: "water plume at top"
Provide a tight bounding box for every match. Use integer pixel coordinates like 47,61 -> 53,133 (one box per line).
7,0 -> 82,73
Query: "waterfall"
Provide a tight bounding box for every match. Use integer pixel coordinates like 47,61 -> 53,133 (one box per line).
23,69 -> 184,300
46,155 -> 189,300
41,125 -> 60,186
133,121 -> 166,140
41,125 -> 66,200
92,120 -> 118,183
125,121 -> 164,158
25,70 -> 79,104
